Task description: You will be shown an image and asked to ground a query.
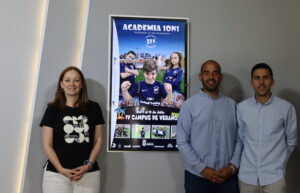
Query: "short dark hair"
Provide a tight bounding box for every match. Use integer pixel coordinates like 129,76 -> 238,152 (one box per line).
251,63 -> 273,78
143,60 -> 157,72
127,51 -> 136,57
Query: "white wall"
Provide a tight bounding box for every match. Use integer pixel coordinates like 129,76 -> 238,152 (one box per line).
0,1 -> 45,193
0,0 -> 299,193
23,0 -> 88,192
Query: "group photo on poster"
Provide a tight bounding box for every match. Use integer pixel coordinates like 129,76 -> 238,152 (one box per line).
109,15 -> 189,151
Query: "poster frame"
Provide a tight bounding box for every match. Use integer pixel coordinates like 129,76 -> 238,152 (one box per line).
107,14 -> 190,152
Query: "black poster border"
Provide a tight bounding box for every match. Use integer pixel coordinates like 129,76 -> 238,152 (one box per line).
107,15 -> 189,152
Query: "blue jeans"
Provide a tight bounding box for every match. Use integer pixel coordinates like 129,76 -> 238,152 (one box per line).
185,170 -> 239,193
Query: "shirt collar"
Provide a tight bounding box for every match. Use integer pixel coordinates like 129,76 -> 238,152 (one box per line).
199,89 -> 222,100
250,95 -> 274,107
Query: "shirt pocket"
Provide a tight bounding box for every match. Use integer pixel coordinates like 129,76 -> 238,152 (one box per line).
263,119 -> 284,139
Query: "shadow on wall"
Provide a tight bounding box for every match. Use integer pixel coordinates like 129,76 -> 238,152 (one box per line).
220,73 -> 244,103
86,78 -> 125,193
189,72 -> 244,103
278,89 -> 300,193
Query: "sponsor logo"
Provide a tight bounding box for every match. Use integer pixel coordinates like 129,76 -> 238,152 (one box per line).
167,143 -> 173,148
118,143 -> 122,148
154,145 -> 165,148
142,139 -> 147,146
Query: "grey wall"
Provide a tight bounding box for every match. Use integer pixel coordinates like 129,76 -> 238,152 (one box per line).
82,1 -> 300,193
1,0 -> 299,193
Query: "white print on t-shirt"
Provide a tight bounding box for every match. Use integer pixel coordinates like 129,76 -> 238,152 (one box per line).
63,115 -> 89,144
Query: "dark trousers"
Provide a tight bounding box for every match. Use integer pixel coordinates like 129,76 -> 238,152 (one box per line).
185,170 -> 239,193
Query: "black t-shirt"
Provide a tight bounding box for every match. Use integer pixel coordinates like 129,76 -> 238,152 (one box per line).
40,100 -> 105,172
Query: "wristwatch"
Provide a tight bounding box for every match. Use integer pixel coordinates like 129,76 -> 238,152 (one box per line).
229,164 -> 237,175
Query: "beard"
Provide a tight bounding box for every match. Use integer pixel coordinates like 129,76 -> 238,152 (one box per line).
202,79 -> 220,92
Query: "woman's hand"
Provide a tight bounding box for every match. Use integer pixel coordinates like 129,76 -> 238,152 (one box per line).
58,168 -> 78,180
70,165 -> 90,181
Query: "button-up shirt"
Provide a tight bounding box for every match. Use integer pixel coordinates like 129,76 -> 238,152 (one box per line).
237,96 -> 297,185
176,90 -> 242,177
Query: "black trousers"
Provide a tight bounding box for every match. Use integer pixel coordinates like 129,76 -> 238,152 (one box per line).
185,170 -> 239,193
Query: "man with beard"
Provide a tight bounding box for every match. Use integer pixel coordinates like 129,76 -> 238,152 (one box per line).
177,60 -> 242,193
237,63 -> 297,193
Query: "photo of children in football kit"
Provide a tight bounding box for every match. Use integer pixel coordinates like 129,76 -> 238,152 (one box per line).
121,60 -> 172,107
163,52 -> 183,94
132,125 -> 151,139
151,125 -> 170,139
109,16 -> 188,151
114,124 -> 131,138
119,51 -> 139,98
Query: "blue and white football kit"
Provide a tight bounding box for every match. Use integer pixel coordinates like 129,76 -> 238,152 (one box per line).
129,81 -> 167,106
163,67 -> 183,93
120,62 -> 136,85
120,62 -> 137,97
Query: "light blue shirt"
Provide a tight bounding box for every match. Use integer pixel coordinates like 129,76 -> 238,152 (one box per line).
237,96 -> 297,186
176,90 -> 242,177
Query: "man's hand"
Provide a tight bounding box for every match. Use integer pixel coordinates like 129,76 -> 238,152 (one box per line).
218,165 -> 235,180
201,167 -> 225,184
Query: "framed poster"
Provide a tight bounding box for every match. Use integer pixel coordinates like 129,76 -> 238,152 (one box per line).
108,15 -> 189,151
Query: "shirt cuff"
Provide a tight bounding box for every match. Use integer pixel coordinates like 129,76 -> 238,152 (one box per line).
194,162 -> 206,175
229,158 -> 240,169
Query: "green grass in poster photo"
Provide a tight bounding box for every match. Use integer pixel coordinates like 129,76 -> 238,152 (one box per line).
151,125 -> 170,139
132,124 -> 151,139
114,124 -> 131,138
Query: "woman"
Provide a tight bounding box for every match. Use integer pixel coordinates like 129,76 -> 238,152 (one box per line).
41,66 -> 105,193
